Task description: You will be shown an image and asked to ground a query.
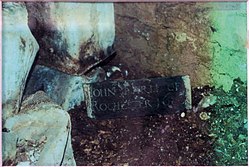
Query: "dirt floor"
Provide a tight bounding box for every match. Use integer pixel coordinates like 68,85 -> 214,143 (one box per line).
69,86 -> 215,166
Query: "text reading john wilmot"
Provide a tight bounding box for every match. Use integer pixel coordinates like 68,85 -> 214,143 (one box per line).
90,82 -> 181,112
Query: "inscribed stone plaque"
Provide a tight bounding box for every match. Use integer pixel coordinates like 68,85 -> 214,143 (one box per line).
84,76 -> 192,119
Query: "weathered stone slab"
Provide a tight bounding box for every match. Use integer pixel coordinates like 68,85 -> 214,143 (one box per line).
3,91 -> 76,166
84,76 -> 192,119
2,2 -> 39,120
24,65 -> 85,111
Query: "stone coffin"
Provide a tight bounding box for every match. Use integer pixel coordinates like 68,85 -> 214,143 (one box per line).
2,2 -> 39,120
26,2 -> 115,75
3,91 -> 76,166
